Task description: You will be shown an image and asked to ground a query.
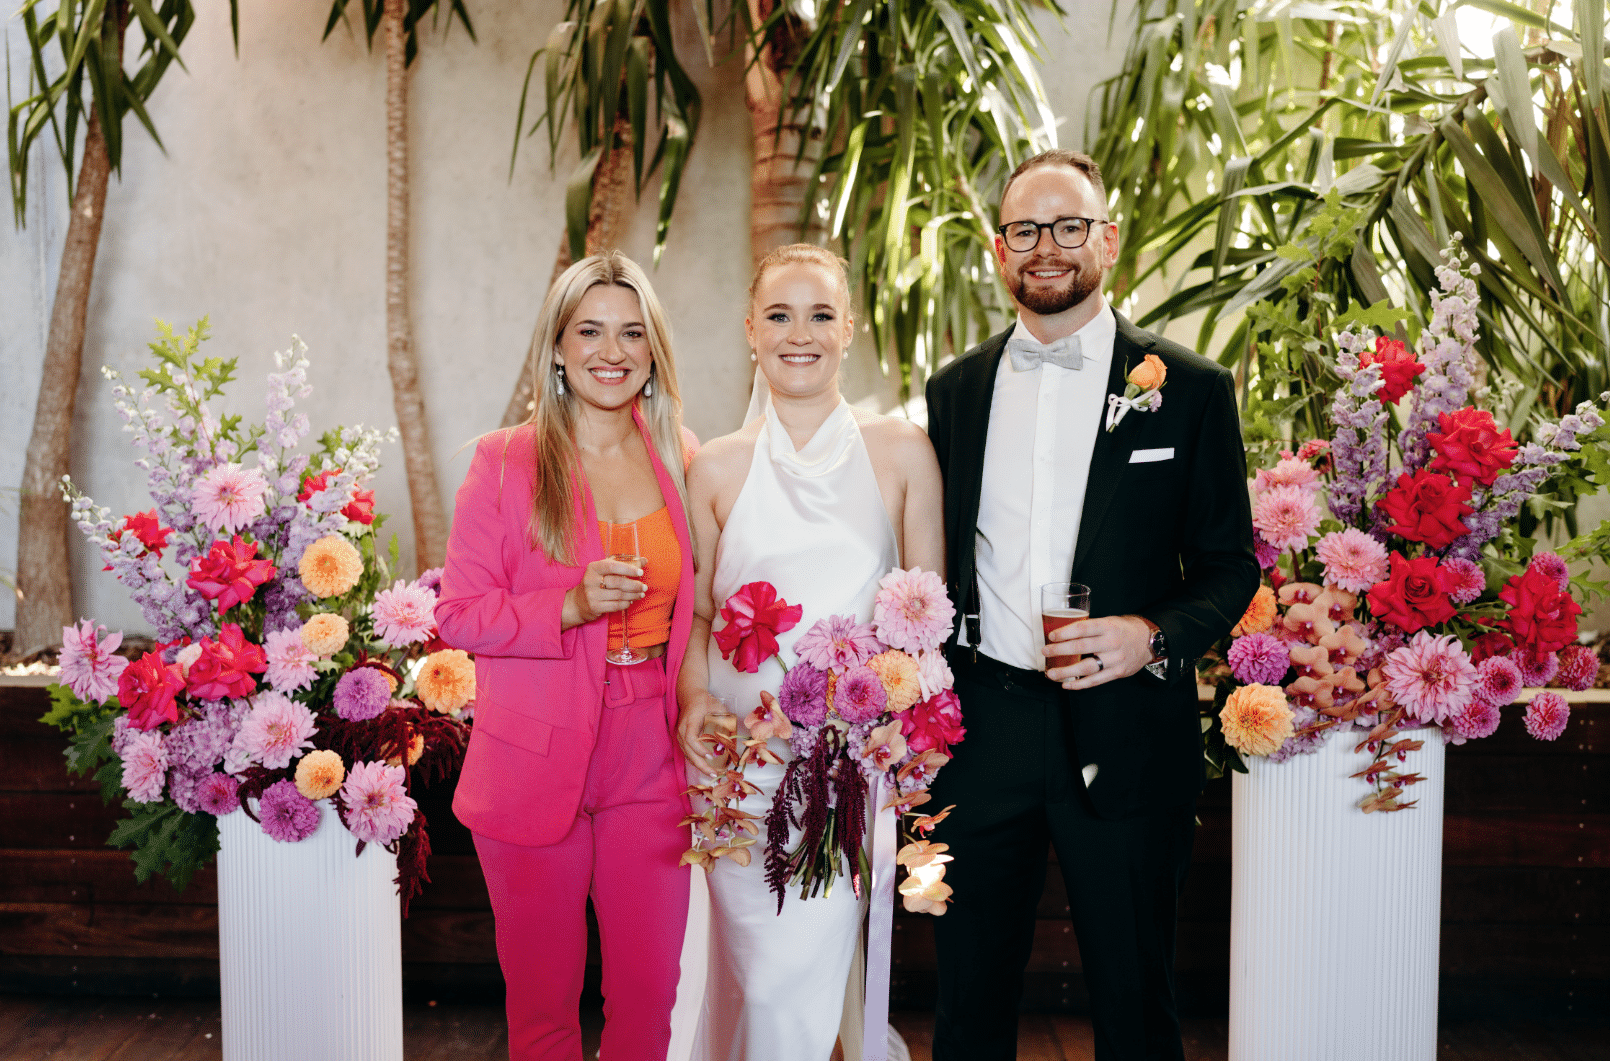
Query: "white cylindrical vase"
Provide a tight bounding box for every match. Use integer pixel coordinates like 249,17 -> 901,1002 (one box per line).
217,802 -> 403,1061
1229,727 -> 1445,1061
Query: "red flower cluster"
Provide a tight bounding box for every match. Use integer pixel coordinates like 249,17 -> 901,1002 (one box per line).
118,651 -> 187,730
1366,552 -> 1458,633
900,690 -> 967,756
1360,336 -> 1424,405
713,582 -> 803,674
1376,469 -> 1474,550
186,536 -> 277,614
187,623 -> 269,701
1427,408 -> 1518,486
299,469 -> 376,525
1468,631 -> 1514,663
1497,568 -> 1582,654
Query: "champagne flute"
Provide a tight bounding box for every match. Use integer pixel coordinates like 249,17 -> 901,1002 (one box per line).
605,520 -> 647,665
1041,581 -> 1091,673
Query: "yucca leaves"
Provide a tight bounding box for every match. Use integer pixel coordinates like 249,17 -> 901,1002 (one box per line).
322,0 -> 474,66
1090,0 -> 1610,441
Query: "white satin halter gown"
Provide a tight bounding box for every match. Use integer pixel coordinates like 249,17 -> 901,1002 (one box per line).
680,398 -> 899,1061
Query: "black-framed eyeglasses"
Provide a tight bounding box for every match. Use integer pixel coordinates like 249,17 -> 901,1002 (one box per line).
996,216 -> 1108,253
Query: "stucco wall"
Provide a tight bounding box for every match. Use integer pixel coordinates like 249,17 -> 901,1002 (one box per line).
1,1 -> 1132,636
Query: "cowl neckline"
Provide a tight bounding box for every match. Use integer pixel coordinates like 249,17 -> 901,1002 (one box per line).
764,397 -> 857,479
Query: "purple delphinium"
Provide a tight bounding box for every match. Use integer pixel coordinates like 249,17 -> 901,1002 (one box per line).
1327,331 -> 1390,527
1399,250 -> 1481,472
257,779 -> 320,842
334,668 -> 393,722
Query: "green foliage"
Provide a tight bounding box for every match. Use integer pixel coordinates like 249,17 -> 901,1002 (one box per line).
1090,0 -> 1610,433
322,0 -> 475,67
41,684 -> 124,802
513,0 -> 702,262
777,0 -> 1065,393
107,800 -> 220,890
136,317 -> 266,456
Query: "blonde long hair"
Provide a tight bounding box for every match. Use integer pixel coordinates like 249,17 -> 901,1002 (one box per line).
522,252 -> 689,566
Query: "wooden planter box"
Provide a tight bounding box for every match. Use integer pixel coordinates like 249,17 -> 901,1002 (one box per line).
1,676 -> 1603,1019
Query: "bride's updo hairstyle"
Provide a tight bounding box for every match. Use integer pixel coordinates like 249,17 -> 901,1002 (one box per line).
748,243 -> 854,321
520,251 -> 689,566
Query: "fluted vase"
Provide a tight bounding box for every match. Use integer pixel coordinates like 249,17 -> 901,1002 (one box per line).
1228,727 -> 1445,1061
216,802 -> 403,1061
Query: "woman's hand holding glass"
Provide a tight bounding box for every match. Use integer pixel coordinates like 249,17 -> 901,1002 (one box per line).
563,557 -> 647,630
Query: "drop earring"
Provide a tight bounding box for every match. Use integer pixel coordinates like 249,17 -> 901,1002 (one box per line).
644,371 -> 654,398
750,351 -> 757,363
555,365 -> 566,396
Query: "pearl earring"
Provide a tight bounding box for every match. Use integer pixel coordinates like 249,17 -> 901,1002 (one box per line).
644,373 -> 654,398
750,351 -> 757,363
555,365 -> 566,396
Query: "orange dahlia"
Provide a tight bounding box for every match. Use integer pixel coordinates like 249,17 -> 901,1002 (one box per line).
1220,683 -> 1295,757
1232,584 -> 1278,637
299,535 -> 364,598
416,649 -> 475,713
300,613 -> 350,656
294,749 -> 345,800
865,650 -> 923,714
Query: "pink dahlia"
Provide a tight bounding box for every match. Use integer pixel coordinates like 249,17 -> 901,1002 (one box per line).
191,462 -> 269,535
833,665 -> 889,723
120,730 -> 169,803
1449,699 -> 1501,742
1381,631 -> 1477,724
340,761 -> 417,845
1440,556 -> 1486,605
1252,457 -> 1320,495
873,568 -> 956,654
1252,485 -> 1322,553
1226,633 -> 1290,686
1523,691 -> 1570,741
1527,551 -> 1571,591
793,615 -> 882,674
1314,529 -> 1388,594
778,664 -> 829,727
234,691 -> 317,770
257,779 -> 320,842
1555,644 -> 1598,692
263,628 -> 317,693
59,620 -> 129,703
1472,655 -> 1523,707
1513,645 -> 1559,688
370,579 -> 438,648
196,772 -> 241,816
334,667 -> 392,722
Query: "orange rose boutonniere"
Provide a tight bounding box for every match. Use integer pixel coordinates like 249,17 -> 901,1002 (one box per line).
1105,353 -> 1168,431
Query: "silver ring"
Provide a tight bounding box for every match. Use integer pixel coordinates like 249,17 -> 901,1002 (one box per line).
1095,657 -> 1105,672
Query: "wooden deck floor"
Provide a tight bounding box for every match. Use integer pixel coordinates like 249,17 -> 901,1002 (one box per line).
1,996 -> 1603,1061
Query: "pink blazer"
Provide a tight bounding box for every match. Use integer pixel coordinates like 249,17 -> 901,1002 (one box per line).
437,408 -> 696,848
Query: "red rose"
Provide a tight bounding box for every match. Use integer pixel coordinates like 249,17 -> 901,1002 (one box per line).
900,690 -> 967,756
1427,407 -> 1519,486
1468,631 -> 1514,663
1376,469 -> 1474,550
1360,337 -> 1425,405
187,536 -> 277,614
104,509 -> 174,571
341,488 -> 376,525
118,651 -> 187,730
1366,552 -> 1458,633
186,623 -> 269,701
1498,568 -> 1582,654
712,582 -> 803,674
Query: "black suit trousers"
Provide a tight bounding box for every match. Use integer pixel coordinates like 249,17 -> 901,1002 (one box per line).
929,653 -> 1196,1061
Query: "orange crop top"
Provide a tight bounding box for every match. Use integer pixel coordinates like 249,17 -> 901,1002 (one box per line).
598,506 -> 680,650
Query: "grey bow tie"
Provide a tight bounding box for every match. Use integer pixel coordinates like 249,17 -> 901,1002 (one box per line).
1006,331 -> 1083,372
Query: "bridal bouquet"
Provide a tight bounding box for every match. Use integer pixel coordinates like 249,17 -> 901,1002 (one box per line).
1204,248 -> 1606,811
683,568 -> 965,915
41,319 -> 471,911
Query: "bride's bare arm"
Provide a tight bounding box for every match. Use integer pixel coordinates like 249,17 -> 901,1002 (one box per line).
865,417 -> 945,575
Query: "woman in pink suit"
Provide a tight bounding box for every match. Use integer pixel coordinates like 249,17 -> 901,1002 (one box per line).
436,251 -> 696,1061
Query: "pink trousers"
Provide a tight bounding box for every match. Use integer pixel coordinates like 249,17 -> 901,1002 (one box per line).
473,656 -> 691,1061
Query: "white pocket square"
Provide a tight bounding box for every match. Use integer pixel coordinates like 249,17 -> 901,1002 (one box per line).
1129,447 -> 1174,463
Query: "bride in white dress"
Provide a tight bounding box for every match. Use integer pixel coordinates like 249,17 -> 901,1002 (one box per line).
673,244 -> 944,1061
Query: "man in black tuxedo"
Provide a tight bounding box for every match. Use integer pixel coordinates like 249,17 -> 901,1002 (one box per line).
924,150 -> 1257,1060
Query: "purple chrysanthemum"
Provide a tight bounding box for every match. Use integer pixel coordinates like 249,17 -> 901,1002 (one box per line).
196,772 -> 241,816
257,779 -> 320,842
833,665 -> 888,724
1252,530 -> 1280,571
340,761 -> 416,845
1555,644 -> 1598,692
1523,691 -> 1570,741
1227,633 -> 1291,686
1513,646 -> 1560,688
334,667 -> 392,722
1527,551 -> 1571,591
1450,698 -> 1501,742
778,664 -> 829,727
1440,556 -> 1486,605
1473,655 -> 1523,706
793,615 -> 881,674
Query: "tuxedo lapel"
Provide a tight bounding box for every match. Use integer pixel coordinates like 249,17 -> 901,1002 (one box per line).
1071,314 -> 1149,579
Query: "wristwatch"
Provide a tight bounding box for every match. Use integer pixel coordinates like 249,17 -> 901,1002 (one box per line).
1145,624 -> 1168,679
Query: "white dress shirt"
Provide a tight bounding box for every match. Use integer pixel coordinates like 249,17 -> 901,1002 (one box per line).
966,302 -> 1115,672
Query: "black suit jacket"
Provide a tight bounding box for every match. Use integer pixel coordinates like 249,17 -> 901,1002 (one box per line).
925,312 -> 1258,818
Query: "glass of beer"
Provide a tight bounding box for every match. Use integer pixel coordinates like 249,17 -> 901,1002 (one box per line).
1041,582 -> 1091,673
